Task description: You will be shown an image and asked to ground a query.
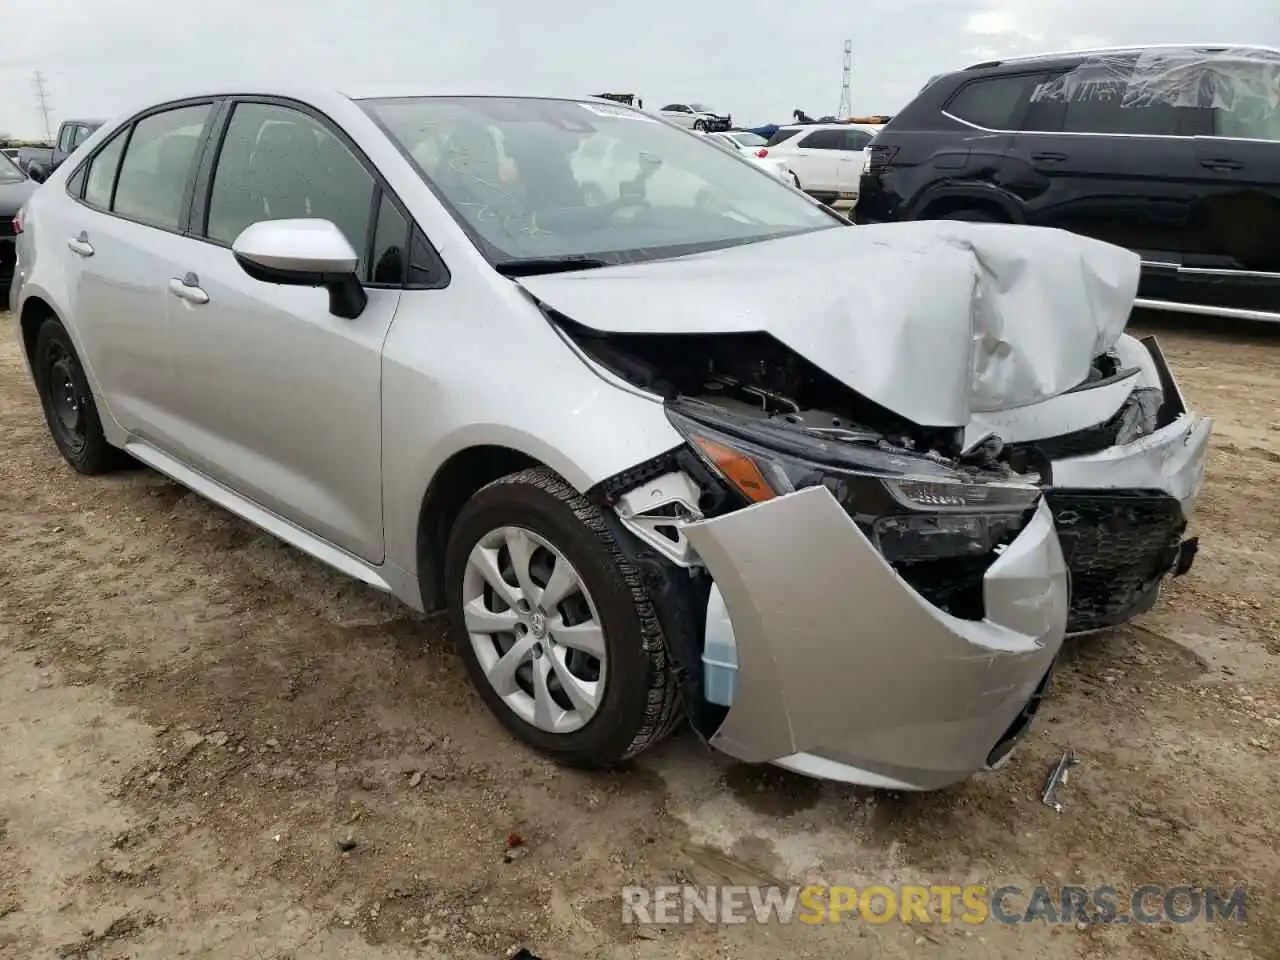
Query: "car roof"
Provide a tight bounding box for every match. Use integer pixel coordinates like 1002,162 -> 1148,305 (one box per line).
777,122 -> 881,133
965,42 -> 1280,70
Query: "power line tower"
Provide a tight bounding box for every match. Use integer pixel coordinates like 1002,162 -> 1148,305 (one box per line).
31,70 -> 53,140
837,40 -> 853,118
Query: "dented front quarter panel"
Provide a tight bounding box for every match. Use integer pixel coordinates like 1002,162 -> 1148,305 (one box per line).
682,486 -> 1067,790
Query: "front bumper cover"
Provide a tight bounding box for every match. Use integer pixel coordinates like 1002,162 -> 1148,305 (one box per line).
683,486 -> 1067,791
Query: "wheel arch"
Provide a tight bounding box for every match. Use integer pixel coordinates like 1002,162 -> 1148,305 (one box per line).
414,443 -> 545,612
908,183 -> 1025,223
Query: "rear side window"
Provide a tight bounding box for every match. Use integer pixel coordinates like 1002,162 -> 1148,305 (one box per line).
70,124 -> 94,150
798,129 -> 845,150
765,129 -> 802,146
113,104 -> 212,230
945,74 -> 1046,130
83,131 -> 127,210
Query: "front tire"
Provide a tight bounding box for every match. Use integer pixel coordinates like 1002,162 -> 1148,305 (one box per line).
33,317 -> 123,474
443,467 -> 682,766
693,120 -> 707,132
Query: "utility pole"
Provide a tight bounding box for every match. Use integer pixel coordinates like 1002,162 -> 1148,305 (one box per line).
31,70 -> 53,141
838,40 -> 853,118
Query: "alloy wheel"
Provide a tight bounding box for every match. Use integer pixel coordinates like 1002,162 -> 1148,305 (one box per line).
461,526 -> 607,734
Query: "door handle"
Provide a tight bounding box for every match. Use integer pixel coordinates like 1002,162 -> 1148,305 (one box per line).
1200,158 -> 1242,171
67,232 -> 94,257
1031,151 -> 1068,162
168,272 -> 210,305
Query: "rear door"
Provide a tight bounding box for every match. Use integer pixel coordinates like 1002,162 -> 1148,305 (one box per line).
1009,58 -> 1203,263
1191,90 -> 1280,275
60,101 -> 218,442
838,127 -> 875,194
787,128 -> 844,191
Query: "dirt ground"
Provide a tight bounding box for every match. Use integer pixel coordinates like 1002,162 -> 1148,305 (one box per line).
1,308 -> 1278,960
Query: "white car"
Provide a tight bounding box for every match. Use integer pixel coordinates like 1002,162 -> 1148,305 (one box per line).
701,132 -> 794,183
658,102 -> 733,132
763,123 -> 881,204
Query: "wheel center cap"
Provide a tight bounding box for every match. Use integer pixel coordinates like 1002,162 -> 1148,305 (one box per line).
529,610 -> 548,639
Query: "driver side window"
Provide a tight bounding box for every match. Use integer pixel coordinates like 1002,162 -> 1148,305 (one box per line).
204,102 -> 375,275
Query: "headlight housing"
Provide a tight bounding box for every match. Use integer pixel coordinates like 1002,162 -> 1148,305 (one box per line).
667,402 -> 1043,618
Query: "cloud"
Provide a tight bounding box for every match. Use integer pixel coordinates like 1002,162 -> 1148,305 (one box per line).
1,0 -> 1276,137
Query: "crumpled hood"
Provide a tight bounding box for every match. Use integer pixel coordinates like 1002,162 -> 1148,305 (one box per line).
518,220 -> 1140,427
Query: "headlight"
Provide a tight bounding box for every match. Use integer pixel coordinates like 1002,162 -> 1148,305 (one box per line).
667,402 -> 1041,616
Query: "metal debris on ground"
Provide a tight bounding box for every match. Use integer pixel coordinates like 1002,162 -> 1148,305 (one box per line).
1041,750 -> 1080,813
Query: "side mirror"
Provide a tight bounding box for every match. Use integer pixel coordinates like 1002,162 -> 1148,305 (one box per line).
232,218 -> 367,319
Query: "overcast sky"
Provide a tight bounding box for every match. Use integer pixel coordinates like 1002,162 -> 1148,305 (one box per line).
3,0 -> 1276,139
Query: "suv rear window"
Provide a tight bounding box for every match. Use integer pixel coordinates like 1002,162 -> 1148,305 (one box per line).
945,74 -> 1045,130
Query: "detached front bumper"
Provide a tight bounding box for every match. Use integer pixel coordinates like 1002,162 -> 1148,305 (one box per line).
1044,338 -> 1212,633
683,485 -> 1067,791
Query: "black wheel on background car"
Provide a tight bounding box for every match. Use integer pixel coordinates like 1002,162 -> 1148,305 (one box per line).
33,317 -> 122,474
443,466 -> 682,767
930,207 -> 1003,223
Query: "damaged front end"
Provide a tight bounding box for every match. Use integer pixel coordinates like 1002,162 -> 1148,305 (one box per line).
574,324 -> 1067,789
972,334 -> 1212,633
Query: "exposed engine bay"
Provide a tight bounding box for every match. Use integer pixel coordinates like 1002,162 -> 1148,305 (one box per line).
555,315 -> 1044,482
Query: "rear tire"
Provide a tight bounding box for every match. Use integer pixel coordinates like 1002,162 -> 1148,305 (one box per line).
33,317 -> 123,474
444,466 -> 682,767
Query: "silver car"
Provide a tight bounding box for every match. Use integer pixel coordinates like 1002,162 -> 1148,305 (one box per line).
9,89 -> 1206,790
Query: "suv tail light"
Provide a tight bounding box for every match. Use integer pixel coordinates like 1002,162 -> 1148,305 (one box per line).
11,207 -> 24,235
756,148 -> 769,158
867,144 -> 900,172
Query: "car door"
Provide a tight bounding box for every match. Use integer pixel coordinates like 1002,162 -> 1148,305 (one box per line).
156,98 -> 402,563
787,129 -> 844,191
1009,61 -> 1203,263
838,128 -> 875,195
1192,97 -> 1280,274
59,101 -> 218,442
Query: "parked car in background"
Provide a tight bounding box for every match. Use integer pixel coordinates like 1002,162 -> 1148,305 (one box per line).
24,118 -> 103,182
659,102 -> 733,132
10,88 -> 1205,792
702,131 -> 795,183
856,44 -> 1280,323
762,122 -> 880,205
0,151 -> 36,299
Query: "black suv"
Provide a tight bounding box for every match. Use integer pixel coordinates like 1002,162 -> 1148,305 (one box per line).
857,45 -> 1280,323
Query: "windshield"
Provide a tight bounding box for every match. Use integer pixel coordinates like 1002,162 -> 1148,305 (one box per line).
689,103 -> 714,113
362,96 -> 836,267
0,151 -> 24,183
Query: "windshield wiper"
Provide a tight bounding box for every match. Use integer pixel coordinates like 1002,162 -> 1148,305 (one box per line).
494,256 -> 611,277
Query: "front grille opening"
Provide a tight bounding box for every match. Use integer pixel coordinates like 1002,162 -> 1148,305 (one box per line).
894,555 -> 993,621
1046,489 -> 1185,633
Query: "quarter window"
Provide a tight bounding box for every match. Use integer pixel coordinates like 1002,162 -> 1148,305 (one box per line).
946,74 -> 1045,130
205,102 -> 375,270
83,131 -> 127,210
113,104 -> 212,230
369,191 -> 408,285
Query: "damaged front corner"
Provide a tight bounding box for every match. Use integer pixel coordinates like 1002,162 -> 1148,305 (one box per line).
683,485 -> 1064,787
